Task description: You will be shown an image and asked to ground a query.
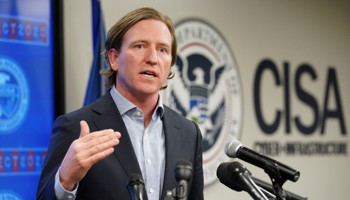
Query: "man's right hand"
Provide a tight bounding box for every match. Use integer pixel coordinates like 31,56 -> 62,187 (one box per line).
58,120 -> 121,191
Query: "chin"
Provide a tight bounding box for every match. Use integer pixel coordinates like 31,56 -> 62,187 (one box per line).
138,87 -> 159,95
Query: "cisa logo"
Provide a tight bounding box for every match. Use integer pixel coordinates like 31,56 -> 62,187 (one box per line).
0,190 -> 23,200
0,56 -> 29,134
162,19 -> 243,185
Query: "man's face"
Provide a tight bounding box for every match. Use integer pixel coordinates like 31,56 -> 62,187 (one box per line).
111,19 -> 172,100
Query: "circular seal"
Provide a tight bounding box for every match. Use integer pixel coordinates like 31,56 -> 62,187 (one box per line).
0,190 -> 24,200
0,56 -> 30,135
161,19 -> 243,186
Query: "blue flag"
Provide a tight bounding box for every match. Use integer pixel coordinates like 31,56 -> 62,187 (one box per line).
84,0 -> 107,106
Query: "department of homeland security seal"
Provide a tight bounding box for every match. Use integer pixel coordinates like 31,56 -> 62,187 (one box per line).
0,56 -> 29,134
161,19 -> 243,185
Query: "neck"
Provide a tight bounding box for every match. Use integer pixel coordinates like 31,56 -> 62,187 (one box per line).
116,87 -> 159,128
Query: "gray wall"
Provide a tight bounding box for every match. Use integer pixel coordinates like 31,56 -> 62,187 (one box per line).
63,1 -> 350,199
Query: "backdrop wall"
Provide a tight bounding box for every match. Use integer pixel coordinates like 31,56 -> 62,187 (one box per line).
63,1 -> 350,199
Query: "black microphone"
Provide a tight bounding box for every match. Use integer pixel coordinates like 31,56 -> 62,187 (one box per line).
127,173 -> 145,200
173,160 -> 193,200
225,140 -> 300,182
216,162 -> 244,192
217,161 -> 269,200
217,162 -> 276,199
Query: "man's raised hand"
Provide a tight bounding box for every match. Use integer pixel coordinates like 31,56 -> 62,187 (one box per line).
58,120 -> 121,191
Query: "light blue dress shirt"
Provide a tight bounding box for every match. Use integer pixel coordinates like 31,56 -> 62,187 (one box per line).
111,86 -> 165,200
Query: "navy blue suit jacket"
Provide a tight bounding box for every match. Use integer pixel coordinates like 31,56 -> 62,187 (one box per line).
36,92 -> 204,200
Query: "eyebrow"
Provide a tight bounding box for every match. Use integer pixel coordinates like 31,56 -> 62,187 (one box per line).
130,39 -> 171,49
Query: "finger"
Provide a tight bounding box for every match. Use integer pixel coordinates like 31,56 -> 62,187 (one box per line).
80,120 -> 90,138
83,135 -> 120,158
85,147 -> 115,165
79,129 -> 118,144
83,131 -> 119,150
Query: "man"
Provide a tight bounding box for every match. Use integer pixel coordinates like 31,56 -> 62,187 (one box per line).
36,7 -> 204,200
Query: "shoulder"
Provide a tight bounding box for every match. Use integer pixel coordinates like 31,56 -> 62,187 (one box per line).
163,105 -> 192,122
163,105 -> 200,133
55,92 -> 115,125
54,103 -> 94,127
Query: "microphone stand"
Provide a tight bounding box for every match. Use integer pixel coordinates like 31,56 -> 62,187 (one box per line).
252,176 -> 309,200
259,187 -> 276,200
164,182 -> 188,200
263,161 -> 306,200
164,191 -> 175,200
263,161 -> 289,200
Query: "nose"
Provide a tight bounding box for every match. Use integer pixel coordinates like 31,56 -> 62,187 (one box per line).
145,48 -> 157,65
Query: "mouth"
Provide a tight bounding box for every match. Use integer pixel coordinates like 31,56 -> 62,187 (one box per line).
140,71 -> 156,77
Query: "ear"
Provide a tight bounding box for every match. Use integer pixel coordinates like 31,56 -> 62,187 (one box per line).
108,48 -> 118,71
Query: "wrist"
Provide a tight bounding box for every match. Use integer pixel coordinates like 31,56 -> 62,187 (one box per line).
59,169 -> 77,191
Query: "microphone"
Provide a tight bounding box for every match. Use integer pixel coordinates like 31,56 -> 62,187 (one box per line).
216,162 -> 244,192
225,140 -> 300,182
217,162 -> 276,199
173,159 -> 193,200
127,173 -> 145,200
217,161 -> 269,200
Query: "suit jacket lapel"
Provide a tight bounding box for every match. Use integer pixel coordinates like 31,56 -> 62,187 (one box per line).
91,92 -> 142,178
161,106 -> 183,198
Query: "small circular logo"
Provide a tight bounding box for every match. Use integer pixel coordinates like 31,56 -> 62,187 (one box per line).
162,19 -> 243,186
0,56 -> 30,134
0,190 -> 24,200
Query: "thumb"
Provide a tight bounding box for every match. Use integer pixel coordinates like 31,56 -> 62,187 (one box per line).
79,120 -> 90,138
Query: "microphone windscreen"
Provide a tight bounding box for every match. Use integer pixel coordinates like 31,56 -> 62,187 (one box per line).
225,140 -> 243,158
176,159 -> 192,168
174,159 -> 193,182
227,161 -> 244,171
127,173 -> 144,187
216,162 -> 243,192
216,162 -> 230,178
